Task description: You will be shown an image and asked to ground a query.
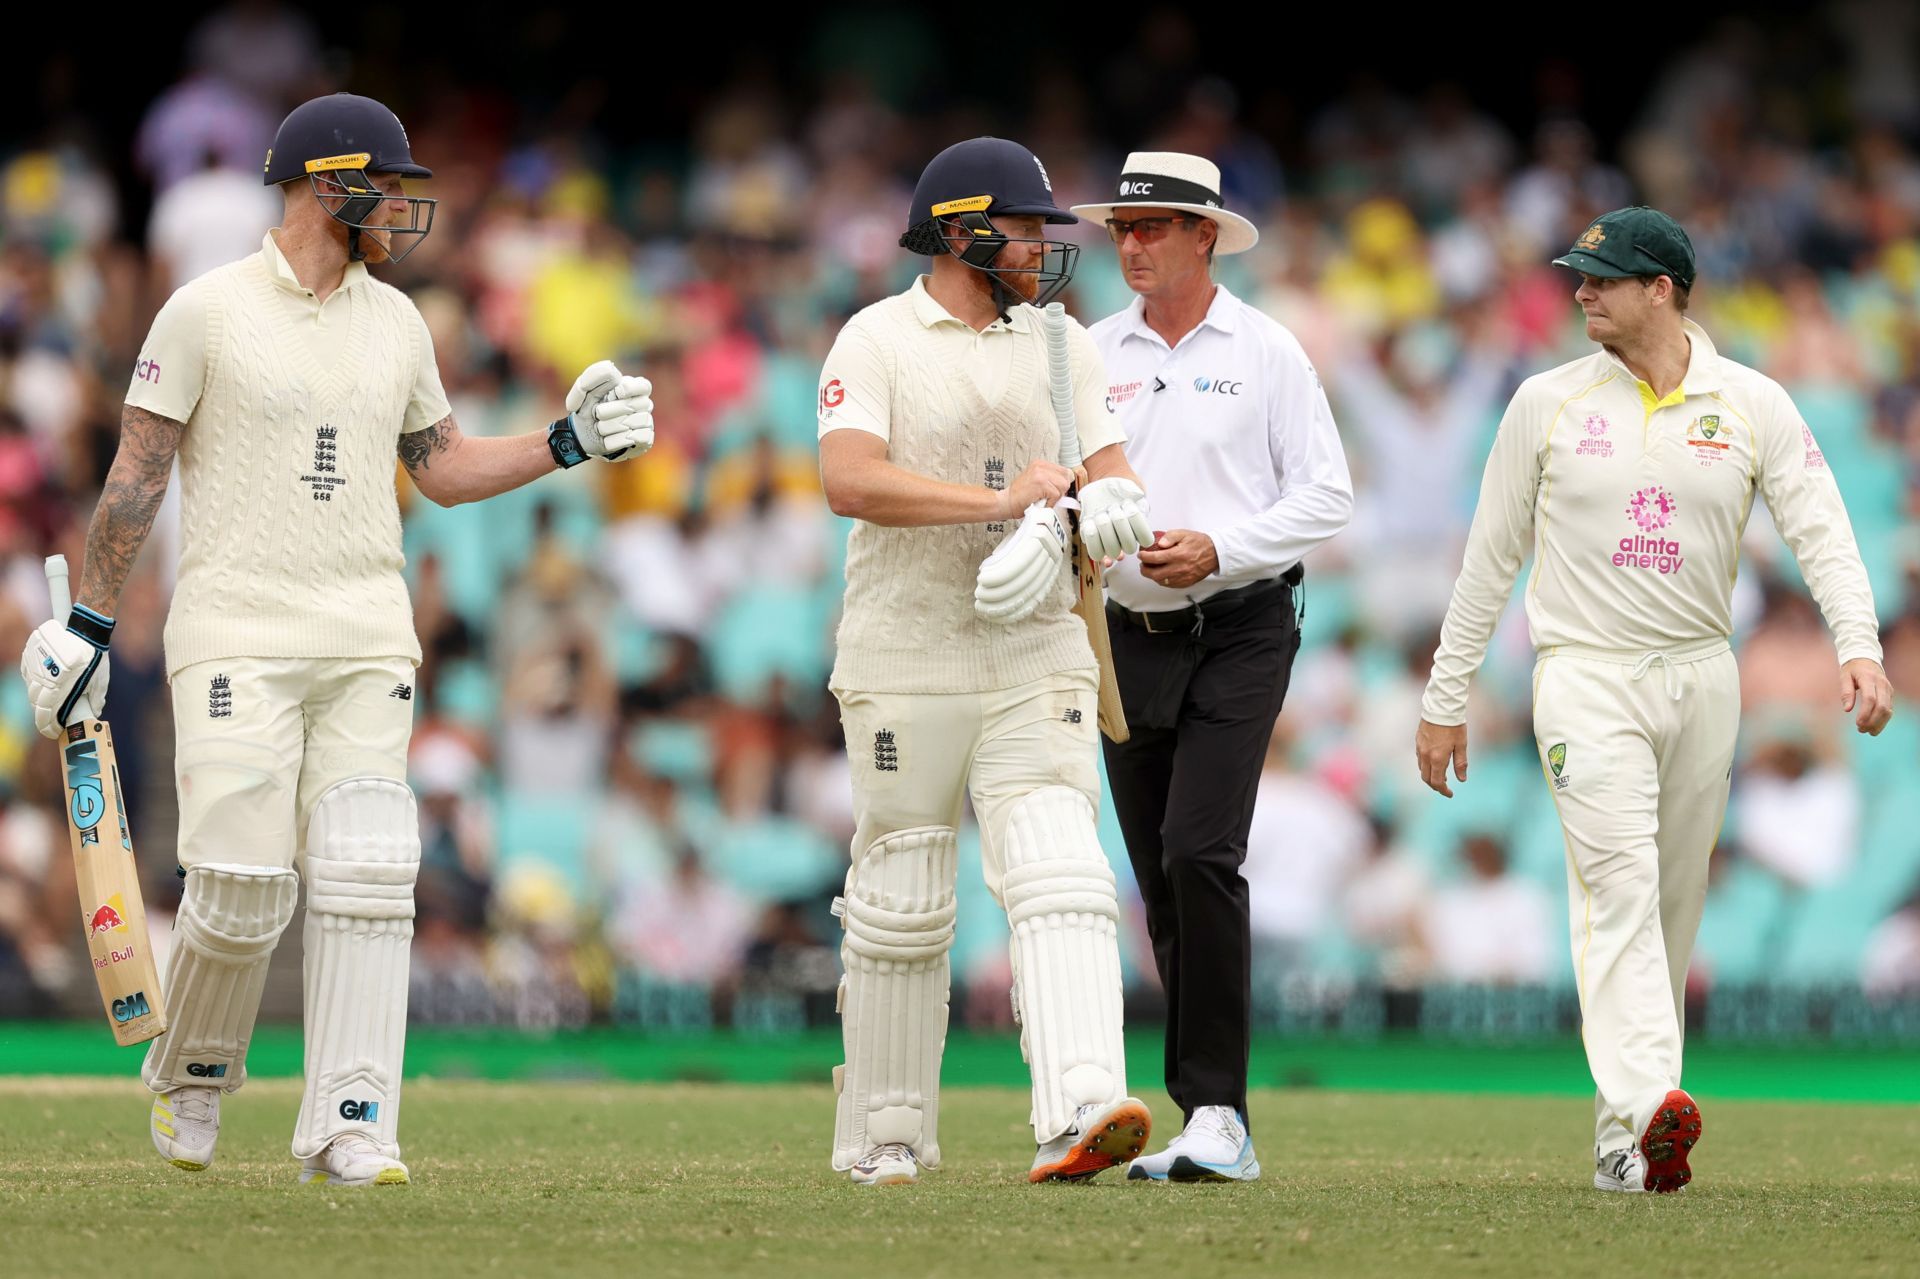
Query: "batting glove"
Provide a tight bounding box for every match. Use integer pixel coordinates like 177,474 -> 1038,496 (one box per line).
20,605 -> 113,739
974,502 -> 1068,625
549,360 -> 656,468
1077,478 -> 1152,562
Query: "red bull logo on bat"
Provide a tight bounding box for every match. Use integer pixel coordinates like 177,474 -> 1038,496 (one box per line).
87,894 -> 129,936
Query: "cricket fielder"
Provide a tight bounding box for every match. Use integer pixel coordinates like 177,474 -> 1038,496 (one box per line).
1416,206 -> 1892,1193
818,136 -> 1156,1185
18,94 -> 655,1186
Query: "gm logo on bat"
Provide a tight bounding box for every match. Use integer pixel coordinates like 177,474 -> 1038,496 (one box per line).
113,991 -> 153,1022
1194,376 -> 1243,395
63,737 -> 106,846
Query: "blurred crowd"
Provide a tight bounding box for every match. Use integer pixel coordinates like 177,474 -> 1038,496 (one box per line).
4,1 -> 1920,1036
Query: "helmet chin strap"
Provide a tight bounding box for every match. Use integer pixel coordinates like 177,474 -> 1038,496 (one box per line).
986,276 -> 1024,323
346,225 -> 367,263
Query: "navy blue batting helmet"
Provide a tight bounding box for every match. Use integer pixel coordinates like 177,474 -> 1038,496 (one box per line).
901,137 -> 1080,312
264,94 -> 436,262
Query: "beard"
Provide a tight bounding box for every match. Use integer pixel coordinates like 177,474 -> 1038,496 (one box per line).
354,225 -> 396,264
972,251 -> 1042,306
995,265 -> 1041,303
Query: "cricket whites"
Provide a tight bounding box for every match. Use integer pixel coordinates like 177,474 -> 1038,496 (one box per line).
46,554 -> 168,1046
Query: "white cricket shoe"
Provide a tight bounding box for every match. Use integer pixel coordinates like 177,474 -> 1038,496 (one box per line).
150,1087 -> 220,1172
1595,1146 -> 1648,1192
300,1133 -> 410,1187
1127,1106 -> 1261,1183
1029,1097 -> 1152,1183
849,1142 -> 920,1186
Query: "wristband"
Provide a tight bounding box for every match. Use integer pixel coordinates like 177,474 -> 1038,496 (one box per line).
66,604 -> 115,649
547,417 -> 589,469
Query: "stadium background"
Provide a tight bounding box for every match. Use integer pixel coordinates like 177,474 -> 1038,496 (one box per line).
3,0 -> 1920,1080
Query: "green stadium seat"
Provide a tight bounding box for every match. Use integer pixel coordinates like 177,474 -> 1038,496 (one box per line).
494,792 -> 594,898
1694,858 -> 1789,986
708,585 -> 832,701
708,814 -> 842,902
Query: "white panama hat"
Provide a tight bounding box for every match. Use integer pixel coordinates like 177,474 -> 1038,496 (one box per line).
1069,151 -> 1260,255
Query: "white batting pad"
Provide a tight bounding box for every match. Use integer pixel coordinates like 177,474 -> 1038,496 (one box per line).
292,778 -> 420,1160
142,864 -> 299,1093
831,825 -> 957,1171
1000,786 -> 1127,1141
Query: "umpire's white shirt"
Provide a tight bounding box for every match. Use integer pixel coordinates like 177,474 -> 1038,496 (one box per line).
1088,284 -> 1354,611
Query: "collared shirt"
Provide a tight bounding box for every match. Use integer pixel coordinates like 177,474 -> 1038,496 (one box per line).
817,275 -> 1117,454
127,231 -> 448,433
1088,284 -> 1354,610
815,275 -> 1125,694
122,228 -> 451,675
1421,318 -> 1883,725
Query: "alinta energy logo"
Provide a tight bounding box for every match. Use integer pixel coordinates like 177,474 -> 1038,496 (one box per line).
1615,485 -> 1684,575
1576,413 -> 1613,458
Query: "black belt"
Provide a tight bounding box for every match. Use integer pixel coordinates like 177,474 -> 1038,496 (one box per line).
1108,565 -> 1302,636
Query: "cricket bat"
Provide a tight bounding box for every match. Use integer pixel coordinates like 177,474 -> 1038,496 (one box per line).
46,555 -> 168,1046
1042,303 -> 1129,743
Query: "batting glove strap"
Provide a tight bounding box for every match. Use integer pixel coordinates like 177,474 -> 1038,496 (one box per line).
56,649 -> 105,728
65,605 -> 115,650
547,417 -> 590,469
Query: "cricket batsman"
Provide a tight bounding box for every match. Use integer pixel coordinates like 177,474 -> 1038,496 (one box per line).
817,136 -> 1156,1185
1415,206 -> 1892,1192
18,93 -> 655,1186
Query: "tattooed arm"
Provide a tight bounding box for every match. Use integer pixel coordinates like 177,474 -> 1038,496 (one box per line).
399,413 -> 559,508
77,405 -> 187,613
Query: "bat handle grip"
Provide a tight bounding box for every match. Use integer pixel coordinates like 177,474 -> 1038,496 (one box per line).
45,554 -> 71,617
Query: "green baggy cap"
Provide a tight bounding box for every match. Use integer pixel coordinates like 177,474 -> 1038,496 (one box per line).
1552,206 -> 1696,289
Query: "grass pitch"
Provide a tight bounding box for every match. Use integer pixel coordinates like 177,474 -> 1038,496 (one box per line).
2,1080 -> 1915,1279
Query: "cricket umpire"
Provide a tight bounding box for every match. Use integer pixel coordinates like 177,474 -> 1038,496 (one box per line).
19,93 -> 655,1187
1073,153 -> 1354,1182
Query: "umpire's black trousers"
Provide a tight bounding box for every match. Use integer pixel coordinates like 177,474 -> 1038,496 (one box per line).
1102,569 -> 1302,1126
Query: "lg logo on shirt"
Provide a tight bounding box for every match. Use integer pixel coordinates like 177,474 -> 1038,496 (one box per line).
1193,376 -> 1243,395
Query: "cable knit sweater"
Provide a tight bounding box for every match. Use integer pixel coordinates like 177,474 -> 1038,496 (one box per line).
127,235 -> 448,674
821,284 -> 1123,693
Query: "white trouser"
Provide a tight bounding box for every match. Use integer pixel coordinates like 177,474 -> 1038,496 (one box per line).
832,668 -> 1127,1157
170,656 -> 415,872
1531,639 -> 1738,1155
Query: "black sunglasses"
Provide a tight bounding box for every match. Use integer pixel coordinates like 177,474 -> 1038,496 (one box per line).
1104,216 -> 1198,245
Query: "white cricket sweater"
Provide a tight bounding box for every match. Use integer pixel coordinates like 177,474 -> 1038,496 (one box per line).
127,234 -> 449,674
819,281 -> 1125,693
